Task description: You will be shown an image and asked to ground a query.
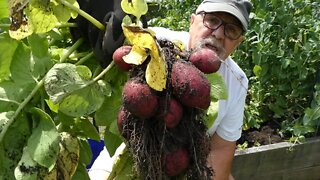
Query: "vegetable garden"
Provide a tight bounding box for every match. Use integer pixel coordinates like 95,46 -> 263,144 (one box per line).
0,0 -> 319,179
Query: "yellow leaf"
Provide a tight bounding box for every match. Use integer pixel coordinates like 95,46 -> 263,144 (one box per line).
123,45 -> 148,65
146,54 -> 167,91
122,26 -> 155,50
122,25 -> 167,91
172,40 -> 186,51
9,22 -> 34,40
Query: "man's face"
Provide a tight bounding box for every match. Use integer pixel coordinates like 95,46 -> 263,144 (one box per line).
188,12 -> 244,60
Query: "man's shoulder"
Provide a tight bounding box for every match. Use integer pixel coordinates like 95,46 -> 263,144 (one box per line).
149,27 -> 190,48
219,57 -> 248,98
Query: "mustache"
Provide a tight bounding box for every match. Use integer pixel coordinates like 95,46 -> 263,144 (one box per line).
193,38 -> 226,58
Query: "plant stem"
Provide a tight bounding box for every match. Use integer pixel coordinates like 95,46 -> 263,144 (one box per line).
55,22 -> 78,28
92,61 -> 115,83
57,0 -> 105,31
75,52 -> 94,65
84,61 -> 115,88
60,38 -> 84,63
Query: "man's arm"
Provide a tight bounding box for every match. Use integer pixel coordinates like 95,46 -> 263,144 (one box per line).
207,133 -> 236,180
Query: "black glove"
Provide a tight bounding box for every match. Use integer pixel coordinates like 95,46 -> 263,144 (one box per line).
70,0 -> 148,68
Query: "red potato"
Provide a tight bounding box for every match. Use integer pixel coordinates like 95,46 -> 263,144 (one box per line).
165,147 -> 190,177
188,48 -> 221,74
112,45 -> 133,71
157,98 -> 183,128
171,61 -> 211,110
122,79 -> 158,119
117,106 -> 131,139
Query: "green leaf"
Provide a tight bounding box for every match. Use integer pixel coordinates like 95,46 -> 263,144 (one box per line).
104,130 -> 123,157
108,147 -> 138,180
27,34 -> 54,78
58,81 -> 106,117
103,65 -> 128,87
205,101 -> 219,128
0,81 -> 19,112
14,147 -> 47,180
253,65 -> 262,77
45,99 -> 59,113
44,63 -> 90,103
44,64 -> 110,115
0,33 -> 19,81
76,65 -> 92,80
71,160 -> 90,180
0,112 -> 31,180
206,73 -> 228,100
0,1 -> 9,18
121,0 -> 148,21
74,118 -> 100,141
52,0 -> 79,23
78,138 -> 92,167
27,108 -> 60,170
95,88 -> 122,127
10,43 -> 37,85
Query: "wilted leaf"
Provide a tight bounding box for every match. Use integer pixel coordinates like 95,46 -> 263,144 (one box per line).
8,1 -> 33,40
27,0 -> 58,33
123,45 -> 148,65
146,55 -> 167,91
122,26 -> 167,91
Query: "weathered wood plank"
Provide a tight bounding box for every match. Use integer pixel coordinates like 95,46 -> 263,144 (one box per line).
232,137 -> 320,180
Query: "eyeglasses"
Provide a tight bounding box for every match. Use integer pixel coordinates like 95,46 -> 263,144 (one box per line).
200,13 -> 244,40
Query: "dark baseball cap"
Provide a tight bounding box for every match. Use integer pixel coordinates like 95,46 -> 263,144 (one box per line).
196,0 -> 253,31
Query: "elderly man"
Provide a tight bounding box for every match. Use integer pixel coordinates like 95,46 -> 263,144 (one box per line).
89,0 -> 253,179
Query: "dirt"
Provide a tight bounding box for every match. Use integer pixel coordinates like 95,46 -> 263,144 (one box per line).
237,121 -> 283,148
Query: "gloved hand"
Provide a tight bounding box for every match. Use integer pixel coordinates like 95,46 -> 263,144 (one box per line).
70,0 -> 148,68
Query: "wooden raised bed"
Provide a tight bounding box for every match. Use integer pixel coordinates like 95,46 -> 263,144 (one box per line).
232,137 -> 320,180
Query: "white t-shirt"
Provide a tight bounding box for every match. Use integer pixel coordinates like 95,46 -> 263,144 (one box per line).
88,27 -> 248,179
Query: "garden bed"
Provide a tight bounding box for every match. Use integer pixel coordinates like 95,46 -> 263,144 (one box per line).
232,137 -> 320,180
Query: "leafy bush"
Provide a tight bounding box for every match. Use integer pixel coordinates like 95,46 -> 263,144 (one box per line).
234,0 -> 320,140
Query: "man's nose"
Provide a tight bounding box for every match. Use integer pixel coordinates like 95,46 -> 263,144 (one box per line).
211,25 -> 225,40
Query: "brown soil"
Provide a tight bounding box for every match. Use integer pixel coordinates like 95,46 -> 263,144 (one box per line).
237,121 -> 283,148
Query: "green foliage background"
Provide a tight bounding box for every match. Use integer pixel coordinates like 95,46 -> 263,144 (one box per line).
149,0 -> 320,141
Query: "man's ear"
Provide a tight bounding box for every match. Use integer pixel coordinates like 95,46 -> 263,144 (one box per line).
190,13 -> 196,26
237,36 -> 245,46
